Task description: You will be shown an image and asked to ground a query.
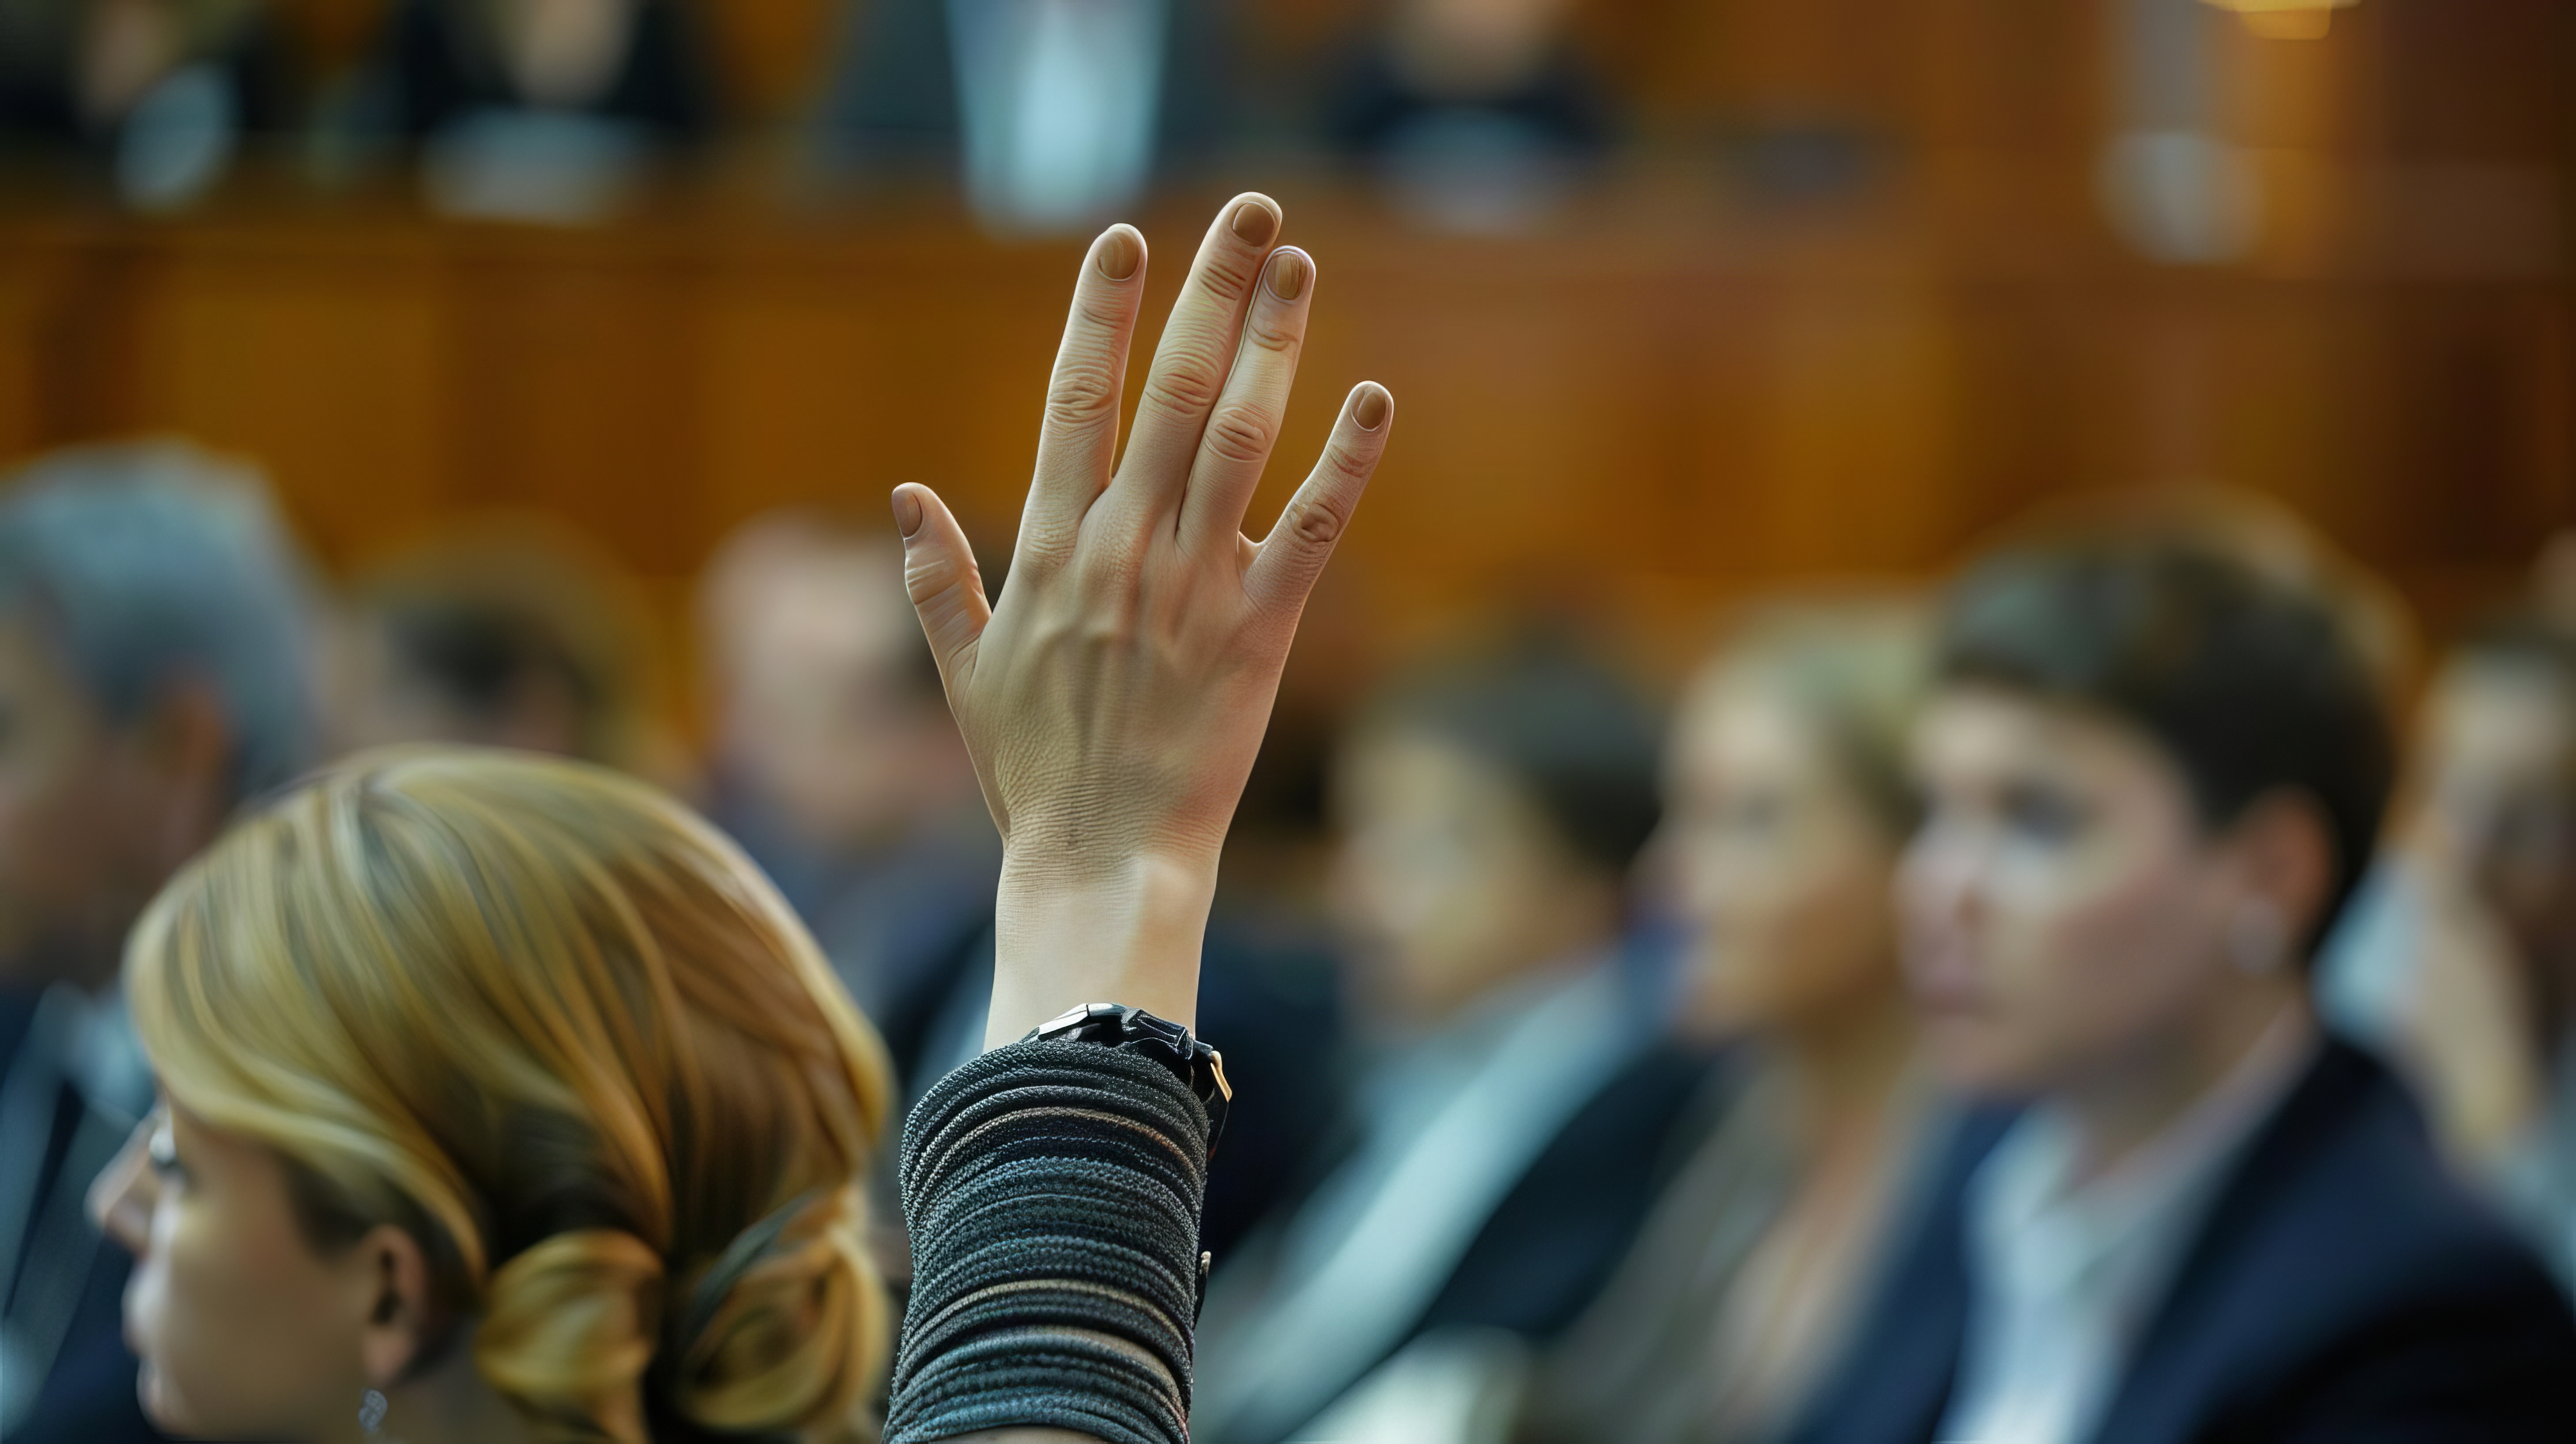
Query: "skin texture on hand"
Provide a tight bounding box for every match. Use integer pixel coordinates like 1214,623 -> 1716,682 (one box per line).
895,194 -> 1393,1046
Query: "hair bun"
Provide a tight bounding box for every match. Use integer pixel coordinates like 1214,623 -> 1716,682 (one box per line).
670,1186 -> 887,1436
479,1229 -> 667,1443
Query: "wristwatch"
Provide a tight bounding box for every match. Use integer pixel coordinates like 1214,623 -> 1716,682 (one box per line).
1024,1002 -> 1233,1161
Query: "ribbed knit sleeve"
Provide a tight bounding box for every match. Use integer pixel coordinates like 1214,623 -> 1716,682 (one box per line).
885,1039 -> 1212,1444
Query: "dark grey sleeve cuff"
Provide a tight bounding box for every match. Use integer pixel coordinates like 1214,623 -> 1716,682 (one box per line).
885,1038 -> 1213,1444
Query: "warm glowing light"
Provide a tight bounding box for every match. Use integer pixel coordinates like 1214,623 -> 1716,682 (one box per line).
2202,0 -> 2358,41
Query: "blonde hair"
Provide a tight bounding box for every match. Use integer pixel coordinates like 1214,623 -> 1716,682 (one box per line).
126,748 -> 896,1443
1694,597 -> 1931,834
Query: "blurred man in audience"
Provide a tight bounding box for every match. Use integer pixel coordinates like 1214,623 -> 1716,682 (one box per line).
696,509 -> 996,1088
0,441 -> 313,1441
701,509 -> 1342,1265
1190,636 -> 1710,1444
1789,513 -> 2576,1444
326,518 -> 680,782
814,0 -> 1233,231
0,0 -> 295,209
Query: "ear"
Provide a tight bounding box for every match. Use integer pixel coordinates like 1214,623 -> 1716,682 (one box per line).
127,678 -> 237,867
2227,791 -> 2338,959
346,1223 -> 441,1390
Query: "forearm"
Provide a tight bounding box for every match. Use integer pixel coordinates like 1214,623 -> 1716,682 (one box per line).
886,1041 -> 1212,1444
985,851 -> 1216,1047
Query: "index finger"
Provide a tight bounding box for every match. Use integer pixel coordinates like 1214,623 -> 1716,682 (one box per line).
1018,224 -> 1149,569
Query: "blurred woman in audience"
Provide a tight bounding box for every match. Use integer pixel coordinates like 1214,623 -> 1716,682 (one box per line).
1790,515 -> 2576,1444
2333,614 -> 2576,1287
1190,637 -> 1709,1444
1514,603 -> 1938,1444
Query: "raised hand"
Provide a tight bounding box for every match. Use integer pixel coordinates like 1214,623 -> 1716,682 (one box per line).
895,194 -> 1393,1044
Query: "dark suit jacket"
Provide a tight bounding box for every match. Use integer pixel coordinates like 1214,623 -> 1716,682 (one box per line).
817,0 -> 1236,171
1787,1038 -> 2576,1444
1416,1043 -> 1715,1341
0,989 -> 164,1443
1210,1038 -> 1714,1444
372,0 -> 716,141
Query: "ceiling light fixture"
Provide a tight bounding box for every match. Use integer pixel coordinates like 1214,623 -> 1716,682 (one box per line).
2201,0 -> 2358,42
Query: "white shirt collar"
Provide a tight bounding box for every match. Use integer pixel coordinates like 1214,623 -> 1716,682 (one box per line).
1940,1006 -> 2319,1444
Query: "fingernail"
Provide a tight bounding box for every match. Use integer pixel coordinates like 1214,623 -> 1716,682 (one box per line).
892,487 -> 923,539
1352,385 -> 1389,432
1097,226 -> 1141,281
1264,248 -> 1308,303
1230,200 -> 1278,247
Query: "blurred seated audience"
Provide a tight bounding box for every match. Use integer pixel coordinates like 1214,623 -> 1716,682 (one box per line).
695,508 -> 996,1091
1787,511 -> 2576,1444
815,0 -> 1232,232
0,439 -> 314,1441
0,0 -> 295,208
2324,611 -> 2576,1289
1507,602 -> 1941,1444
1189,635 -> 1710,1444
358,0 -> 715,220
327,518 -> 677,781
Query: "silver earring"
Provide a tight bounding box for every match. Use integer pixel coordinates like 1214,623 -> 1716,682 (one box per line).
2229,904 -> 2288,976
359,1389 -> 389,1434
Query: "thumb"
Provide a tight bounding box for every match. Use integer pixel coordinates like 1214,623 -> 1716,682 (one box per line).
894,483 -> 990,691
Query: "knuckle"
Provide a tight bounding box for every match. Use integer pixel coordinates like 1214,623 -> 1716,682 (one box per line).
1202,405 -> 1276,466
1243,314 -> 1303,356
1072,290 -> 1129,332
1328,440 -> 1376,483
1199,251 -> 1262,299
1045,363 -> 1121,426
1290,491 -> 1350,549
1140,362 -> 1224,420
902,551 -> 964,604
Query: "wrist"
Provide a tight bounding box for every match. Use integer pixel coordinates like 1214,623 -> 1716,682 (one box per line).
987,850 -> 1217,1047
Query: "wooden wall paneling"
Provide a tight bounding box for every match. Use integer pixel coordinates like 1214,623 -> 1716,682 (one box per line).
701,0 -> 847,122
2200,280 -> 2390,546
440,235 -> 711,573
694,230 -> 1079,554
1917,0 -> 2106,155
1730,271 -> 1957,571
2377,284 -> 2575,558
125,227 -> 450,563
0,238 -> 72,462
1306,245 -> 1700,605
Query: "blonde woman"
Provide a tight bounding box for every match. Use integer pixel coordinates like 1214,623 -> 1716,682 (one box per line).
1519,605 -> 1939,1444
85,191 -> 1394,1444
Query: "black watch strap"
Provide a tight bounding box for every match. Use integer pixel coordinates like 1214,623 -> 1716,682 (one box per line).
1023,1003 -> 1232,1161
